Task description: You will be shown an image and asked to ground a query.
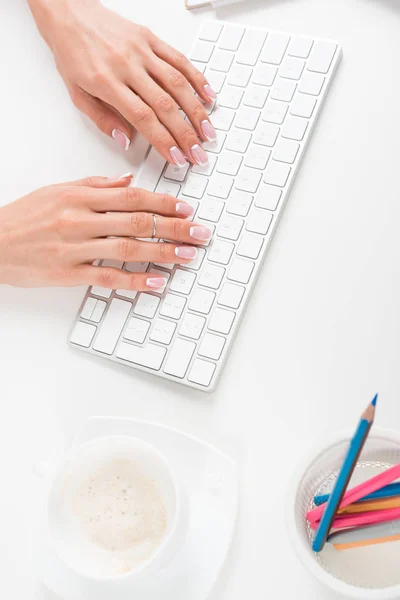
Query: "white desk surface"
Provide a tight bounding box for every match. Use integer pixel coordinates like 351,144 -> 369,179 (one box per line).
1,0 -> 400,598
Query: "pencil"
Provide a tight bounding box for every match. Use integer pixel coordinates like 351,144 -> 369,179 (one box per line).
338,496 -> 400,515
311,394 -> 377,552
327,519 -> 400,550
313,482 -> 400,506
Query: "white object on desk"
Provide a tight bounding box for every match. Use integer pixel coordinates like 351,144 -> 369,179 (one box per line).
186,0 -> 245,10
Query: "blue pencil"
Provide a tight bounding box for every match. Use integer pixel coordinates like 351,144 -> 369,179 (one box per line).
314,482 -> 400,506
312,394 -> 378,553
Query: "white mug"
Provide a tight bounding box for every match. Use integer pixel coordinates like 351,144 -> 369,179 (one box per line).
44,435 -> 188,582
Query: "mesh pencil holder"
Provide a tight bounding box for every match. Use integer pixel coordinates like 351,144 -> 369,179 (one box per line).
286,428 -> 400,599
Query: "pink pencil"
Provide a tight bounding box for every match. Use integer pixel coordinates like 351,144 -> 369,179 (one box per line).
309,507 -> 400,531
307,463 -> 400,524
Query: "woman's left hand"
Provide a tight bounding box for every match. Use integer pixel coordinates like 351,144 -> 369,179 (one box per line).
28,0 -> 217,167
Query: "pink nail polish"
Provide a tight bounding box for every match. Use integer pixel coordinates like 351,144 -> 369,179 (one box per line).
176,202 -> 194,218
204,84 -> 217,100
170,146 -> 187,167
201,120 -> 217,142
174,246 -> 197,259
146,277 -> 167,288
112,129 -> 130,151
191,144 -> 208,167
189,225 -> 212,241
118,172 -> 133,180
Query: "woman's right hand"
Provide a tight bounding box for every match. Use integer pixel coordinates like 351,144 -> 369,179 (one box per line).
0,174 -> 211,290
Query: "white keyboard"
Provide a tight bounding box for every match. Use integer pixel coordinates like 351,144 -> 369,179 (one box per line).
69,21 -> 341,392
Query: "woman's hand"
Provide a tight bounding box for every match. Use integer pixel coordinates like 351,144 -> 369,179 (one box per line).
28,0 -> 216,167
0,175 -> 211,289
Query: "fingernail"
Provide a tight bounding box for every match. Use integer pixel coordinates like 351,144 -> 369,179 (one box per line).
201,120 -> 217,142
204,84 -> 217,100
118,172 -> 133,180
191,144 -> 208,166
176,202 -> 194,217
170,146 -> 187,167
190,225 -> 212,241
174,246 -> 197,259
146,277 -> 167,288
112,129 -> 130,151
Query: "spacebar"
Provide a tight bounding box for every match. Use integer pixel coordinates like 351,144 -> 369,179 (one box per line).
133,146 -> 166,192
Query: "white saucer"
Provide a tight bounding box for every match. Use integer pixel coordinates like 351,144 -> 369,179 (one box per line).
36,417 -> 239,600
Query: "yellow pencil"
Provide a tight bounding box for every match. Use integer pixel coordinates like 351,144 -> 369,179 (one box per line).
338,495 -> 400,515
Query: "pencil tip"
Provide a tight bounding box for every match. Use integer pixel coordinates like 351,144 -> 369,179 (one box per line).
372,394 -> 378,407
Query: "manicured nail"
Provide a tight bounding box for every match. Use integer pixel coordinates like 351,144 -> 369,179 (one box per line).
174,246 -> 197,259
204,84 -> 217,101
201,120 -> 217,142
191,144 -> 208,166
118,172 -> 133,180
176,202 -> 194,217
189,225 -> 212,241
170,146 -> 187,167
112,129 -> 130,151
146,277 -> 167,288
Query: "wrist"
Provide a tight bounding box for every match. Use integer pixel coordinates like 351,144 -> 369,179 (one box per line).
28,0 -> 100,46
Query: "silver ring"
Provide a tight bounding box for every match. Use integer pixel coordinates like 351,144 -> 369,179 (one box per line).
151,214 -> 157,239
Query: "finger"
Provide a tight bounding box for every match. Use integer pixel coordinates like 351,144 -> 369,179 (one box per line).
149,36 -> 216,104
148,57 -> 216,145
82,186 -> 193,218
56,174 -> 133,189
74,265 -> 169,292
71,87 -> 133,151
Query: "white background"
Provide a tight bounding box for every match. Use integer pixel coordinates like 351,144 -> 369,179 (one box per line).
1,0 -> 400,598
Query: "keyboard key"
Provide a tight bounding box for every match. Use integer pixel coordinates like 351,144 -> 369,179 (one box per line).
199,333 -> 226,360
179,313 -> 206,340
236,167 -> 262,193
182,247 -> 206,271
205,69 -> 226,93
147,268 -> 170,293
273,139 -> 300,164
225,128 -> 252,153
281,116 -> 308,141
188,359 -> 216,387
198,262 -> 225,288
228,258 -> 254,284
197,198 -> 225,222
288,37 -> 313,58
210,49 -> 234,72
199,21 -> 223,42
163,338 -> 196,378
170,269 -> 196,295
299,72 -> 325,96
93,298 -> 132,354
246,209 -> 273,235
160,293 -> 186,319
236,29 -> 267,66
279,57 -> 305,80
134,293 -> 160,318
218,25 -> 245,51
191,60 -> 206,74
235,107 -> 260,131
252,63 -> 277,86
262,100 -> 288,124
226,64 -> 252,87
244,144 -> 271,169
125,261 -> 149,273
307,40 -> 337,74
208,307 -> 235,334
156,179 -> 181,197
208,239 -> 235,265
190,40 -> 214,63
226,191 -> 253,217
264,161 -> 291,187
182,174 -> 208,198
212,106 -> 235,131
102,259 -> 124,270
189,288 -> 215,314
271,78 -> 297,102
81,297 -> 98,321
261,33 -> 290,65
244,85 -> 269,109
254,122 -> 279,147
218,282 -> 245,309
70,321 -> 96,347
164,162 -> 190,182
150,317 -> 176,344
116,342 -> 166,370
208,173 -> 234,198
217,151 -> 243,176
237,232 -> 264,259
218,215 -> 244,241
192,153 -> 217,176
203,132 -> 226,153
124,317 -> 150,343
132,146 -> 166,193
91,286 -> 112,299
255,185 -> 282,211
218,85 -> 244,109
116,289 -> 138,300
290,94 -> 316,118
